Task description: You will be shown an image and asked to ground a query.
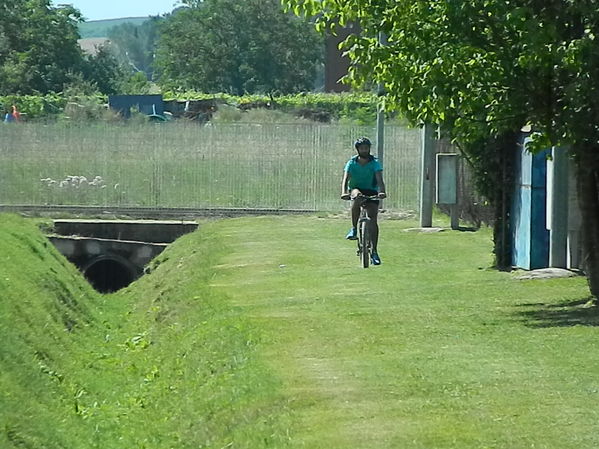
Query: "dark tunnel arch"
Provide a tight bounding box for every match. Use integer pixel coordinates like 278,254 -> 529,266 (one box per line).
82,255 -> 139,293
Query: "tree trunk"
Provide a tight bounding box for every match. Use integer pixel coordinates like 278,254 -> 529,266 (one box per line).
459,131 -> 518,270
493,132 -> 518,270
575,148 -> 599,299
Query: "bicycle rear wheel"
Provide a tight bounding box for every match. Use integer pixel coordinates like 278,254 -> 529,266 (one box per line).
359,220 -> 370,268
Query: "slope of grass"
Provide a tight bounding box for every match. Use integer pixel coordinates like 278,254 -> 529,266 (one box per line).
0,214 -> 290,448
1,213 -> 597,448
0,214 -> 101,447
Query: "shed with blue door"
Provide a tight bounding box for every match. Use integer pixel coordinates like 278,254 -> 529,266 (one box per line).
511,133 -> 550,269
108,95 -> 164,119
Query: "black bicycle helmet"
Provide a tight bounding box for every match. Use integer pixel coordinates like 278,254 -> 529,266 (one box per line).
354,137 -> 372,149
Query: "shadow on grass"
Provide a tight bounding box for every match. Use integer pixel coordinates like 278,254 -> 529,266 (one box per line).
456,226 -> 478,232
515,298 -> 599,328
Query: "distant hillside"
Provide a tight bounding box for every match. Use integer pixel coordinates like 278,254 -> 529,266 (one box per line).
79,17 -> 149,38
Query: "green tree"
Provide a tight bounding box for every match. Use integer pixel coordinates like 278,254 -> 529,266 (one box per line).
284,0 -> 599,299
120,72 -> 153,94
155,0 -> 323,94
81,44 -> 128,95
0,0 -> 84,94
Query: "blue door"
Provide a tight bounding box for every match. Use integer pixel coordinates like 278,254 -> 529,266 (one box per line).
511,133 -> 549,269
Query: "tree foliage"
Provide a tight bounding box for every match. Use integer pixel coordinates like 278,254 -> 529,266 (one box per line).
284,0 -> 599,296
81,44 -> 128,95
155,0 -> 323,94
0,0 -> 84,94
107,17 -> 163,81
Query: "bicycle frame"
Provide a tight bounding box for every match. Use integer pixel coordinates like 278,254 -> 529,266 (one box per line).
355,195 -> 378,268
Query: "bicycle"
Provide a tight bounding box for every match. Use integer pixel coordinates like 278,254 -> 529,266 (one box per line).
343,194 -> 380,268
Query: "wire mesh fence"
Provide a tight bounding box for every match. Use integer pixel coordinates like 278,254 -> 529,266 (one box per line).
0,122 -> 422,213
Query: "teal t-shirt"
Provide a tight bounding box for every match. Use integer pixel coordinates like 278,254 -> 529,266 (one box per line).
344,155 -> 383,191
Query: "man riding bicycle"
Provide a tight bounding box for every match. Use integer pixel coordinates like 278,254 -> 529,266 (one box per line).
340,137 -> 387,265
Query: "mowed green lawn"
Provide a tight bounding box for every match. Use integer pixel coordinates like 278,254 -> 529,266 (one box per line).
208,216 -> 598,448
2,214 -> 599,448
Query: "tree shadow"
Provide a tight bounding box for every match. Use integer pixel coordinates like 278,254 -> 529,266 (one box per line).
514,298 -> 599,328
456,226 -> 478,232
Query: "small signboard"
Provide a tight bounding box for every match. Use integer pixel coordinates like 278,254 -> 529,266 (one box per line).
436,153 -> 458,204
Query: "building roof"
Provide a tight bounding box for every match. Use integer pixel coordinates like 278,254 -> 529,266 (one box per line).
77,38 -> 111,56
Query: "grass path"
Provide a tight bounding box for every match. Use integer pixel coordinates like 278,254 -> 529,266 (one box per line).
208,216 -> 598,448
1,214 -> 598,448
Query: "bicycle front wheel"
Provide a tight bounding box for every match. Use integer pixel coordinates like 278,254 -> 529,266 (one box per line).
360,220 -> 370,268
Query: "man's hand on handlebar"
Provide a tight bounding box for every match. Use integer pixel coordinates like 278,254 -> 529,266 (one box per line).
341,192 -> 387,200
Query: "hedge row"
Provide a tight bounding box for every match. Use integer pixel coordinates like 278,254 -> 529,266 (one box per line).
1,93 -> 67,119
1,91 -> 381,121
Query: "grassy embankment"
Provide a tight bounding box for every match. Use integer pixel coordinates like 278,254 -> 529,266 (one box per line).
0,214 -> 289,448
1,213 -> 598,448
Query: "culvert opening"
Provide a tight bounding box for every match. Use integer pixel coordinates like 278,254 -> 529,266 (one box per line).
84,257 -> 137,293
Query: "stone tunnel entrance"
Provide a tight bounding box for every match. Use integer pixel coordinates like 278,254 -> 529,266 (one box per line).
83,255 -> 139,293
48,219 -> 198,293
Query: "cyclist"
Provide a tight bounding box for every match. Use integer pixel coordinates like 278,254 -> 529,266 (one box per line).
340,137 -> 387,265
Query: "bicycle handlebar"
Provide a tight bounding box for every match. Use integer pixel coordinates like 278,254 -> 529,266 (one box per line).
341,193 -> 383,201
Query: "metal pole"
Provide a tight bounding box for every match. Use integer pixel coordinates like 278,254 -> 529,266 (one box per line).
420,124 -> 436,227
376,32 -> 386,208
376,34 -> 386,165
376,95 -> 384,166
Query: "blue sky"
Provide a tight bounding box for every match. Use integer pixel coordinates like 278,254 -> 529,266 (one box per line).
53,0 -> 181,21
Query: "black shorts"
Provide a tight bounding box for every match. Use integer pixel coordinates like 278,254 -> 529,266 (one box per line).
353,188 -> 379,203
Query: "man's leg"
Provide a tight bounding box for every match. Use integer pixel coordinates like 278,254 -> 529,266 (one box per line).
351,189 -> 362,229
365,202 -> 380,251
345,189 -> 362,239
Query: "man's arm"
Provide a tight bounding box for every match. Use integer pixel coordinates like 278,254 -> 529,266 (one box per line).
341,171 -> 351,199
375,171 -> 387,198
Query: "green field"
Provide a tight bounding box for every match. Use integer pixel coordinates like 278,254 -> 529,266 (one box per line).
78,17 -> 149,38
0,122 -> 421,212
1,213 -> 597,448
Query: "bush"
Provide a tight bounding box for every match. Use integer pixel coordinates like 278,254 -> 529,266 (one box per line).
163,91 -> 382,123
0,93 -> 66,120
0,91 -> 396,124
60,78 -> 110,122
211,104 -> 244,123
